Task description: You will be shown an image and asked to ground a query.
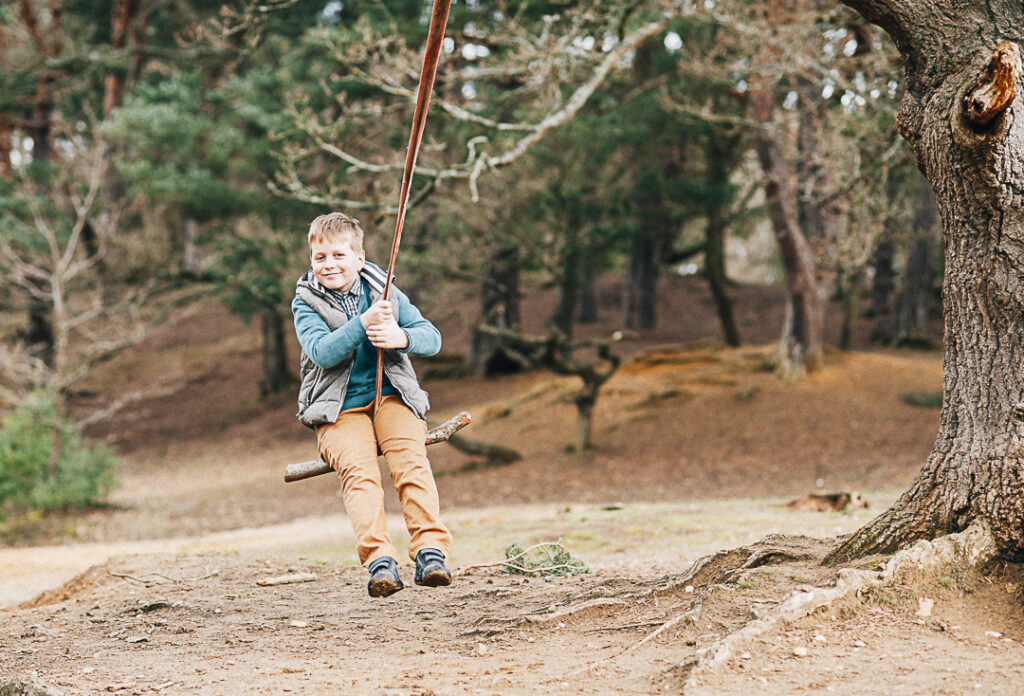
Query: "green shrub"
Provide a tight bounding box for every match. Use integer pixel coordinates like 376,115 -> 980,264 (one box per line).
0,392 -> 119,518
900,391 -> 943,409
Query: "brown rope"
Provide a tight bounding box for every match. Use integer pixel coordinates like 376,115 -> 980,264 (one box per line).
373,0 -> 453,415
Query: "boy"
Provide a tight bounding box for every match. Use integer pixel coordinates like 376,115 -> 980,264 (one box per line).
292,212 -> 453,598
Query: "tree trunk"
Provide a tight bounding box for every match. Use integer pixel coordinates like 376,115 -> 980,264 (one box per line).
181,218 -> 203,274
0,22 -> 10,180
704,209 -> 740,347
574,396 -> 594,452
749,114 -> 824,378
746,13 -> 825,379
826,15 -> 1024,561
467,245 -> 523,376
837,267 -> 861,351
25,278 -> 55,368
621,221 -> 659,330
870,238 -> 897,343
103,0 -> 140,118
577,260 -> 599,324
0,119 -> 10,179
895,176 -> 938,347
552,228 -> 581,339
21,0 -> 62,165
259,306 -> 292,397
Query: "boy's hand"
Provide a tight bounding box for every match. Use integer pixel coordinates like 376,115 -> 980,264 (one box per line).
360,300 -> 393,329
362,300 -> 410,349
365,320 -> 410,349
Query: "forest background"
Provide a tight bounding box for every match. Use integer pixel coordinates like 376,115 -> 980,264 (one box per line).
0,0 -> 935,466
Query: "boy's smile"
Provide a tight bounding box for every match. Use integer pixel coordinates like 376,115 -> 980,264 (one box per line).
311,238 -> 365,292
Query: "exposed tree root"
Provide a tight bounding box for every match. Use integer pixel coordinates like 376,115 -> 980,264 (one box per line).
570,608 -> 701,676
681,520 -> 998,694
523,597 -> 628,623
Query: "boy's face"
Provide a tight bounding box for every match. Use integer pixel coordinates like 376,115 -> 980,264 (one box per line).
310,237 -> 365,292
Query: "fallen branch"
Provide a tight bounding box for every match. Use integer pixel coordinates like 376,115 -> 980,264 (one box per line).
108,568 -> 218,586
256,572 -> 318,587
446,433 -> 521,466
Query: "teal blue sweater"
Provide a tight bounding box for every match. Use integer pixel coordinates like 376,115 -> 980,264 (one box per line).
292,279 -> 441,411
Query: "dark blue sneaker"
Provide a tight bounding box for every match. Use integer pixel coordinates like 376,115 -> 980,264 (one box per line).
414,548 -> 452,587
367,556 -> 404,598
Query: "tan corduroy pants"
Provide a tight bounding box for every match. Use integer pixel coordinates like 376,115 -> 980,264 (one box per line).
316,396 -> 452,567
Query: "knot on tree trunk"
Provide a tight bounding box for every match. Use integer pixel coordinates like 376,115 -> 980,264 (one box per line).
963,41 -> 1022,132
1013,402 -> 1024,424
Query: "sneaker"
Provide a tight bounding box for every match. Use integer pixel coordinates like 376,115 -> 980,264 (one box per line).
367,556 -> 404,598
414,548 -> 452,587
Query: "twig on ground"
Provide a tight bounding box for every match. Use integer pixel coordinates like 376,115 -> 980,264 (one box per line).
256,572 -> 318,587
109,568 -> 219,585
109,571 -> 181,585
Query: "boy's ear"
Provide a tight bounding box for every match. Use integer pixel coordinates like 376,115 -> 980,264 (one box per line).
357,249 -> 366,270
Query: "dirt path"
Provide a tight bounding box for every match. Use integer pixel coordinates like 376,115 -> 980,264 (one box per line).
1,495 -> 897,609
3,497 -> 1023,696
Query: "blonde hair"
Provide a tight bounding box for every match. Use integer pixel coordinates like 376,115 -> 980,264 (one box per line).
308,212 -> 364,252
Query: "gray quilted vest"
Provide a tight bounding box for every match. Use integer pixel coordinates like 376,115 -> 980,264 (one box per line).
294,265 -> 430,428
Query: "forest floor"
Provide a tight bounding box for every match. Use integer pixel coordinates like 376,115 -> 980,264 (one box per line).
3,274 -> 1023,695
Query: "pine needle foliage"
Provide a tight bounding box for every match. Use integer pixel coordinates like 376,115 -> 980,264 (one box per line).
0,392 -> 119,519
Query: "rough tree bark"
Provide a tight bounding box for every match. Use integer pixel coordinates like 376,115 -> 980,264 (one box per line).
826,6 -> 1024,562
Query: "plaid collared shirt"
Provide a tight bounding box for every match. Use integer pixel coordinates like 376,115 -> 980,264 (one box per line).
311,276 -> 363,317
328,278 -> 363,317
306,261 -> 388,318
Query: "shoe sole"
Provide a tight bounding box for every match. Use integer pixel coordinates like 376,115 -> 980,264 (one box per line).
368,578 -> 404,598
415,570 -> 452,587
